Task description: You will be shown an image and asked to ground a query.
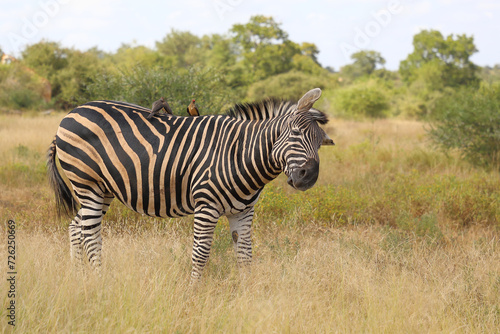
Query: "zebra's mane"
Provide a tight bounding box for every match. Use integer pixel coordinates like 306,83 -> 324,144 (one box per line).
226,99 -> 297,121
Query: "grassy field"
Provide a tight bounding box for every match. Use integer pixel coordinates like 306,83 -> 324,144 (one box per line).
1,112 -> 499,332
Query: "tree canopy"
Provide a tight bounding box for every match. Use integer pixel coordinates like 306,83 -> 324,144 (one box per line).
231,15 -> 302,82
341,50 -> 386,80
399,30 -> 479,88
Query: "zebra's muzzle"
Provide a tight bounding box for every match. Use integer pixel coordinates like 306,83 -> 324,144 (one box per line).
287,158 -> 319,191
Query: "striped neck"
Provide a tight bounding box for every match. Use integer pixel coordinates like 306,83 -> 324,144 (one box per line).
238,115 -> 289,188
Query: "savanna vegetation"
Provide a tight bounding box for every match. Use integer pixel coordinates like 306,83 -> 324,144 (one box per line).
0,15 -> 499,333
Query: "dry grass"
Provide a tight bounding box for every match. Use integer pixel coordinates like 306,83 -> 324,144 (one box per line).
0,113 -> 64,153
1,226 -> 498,333
1,113 -> 499,332
319,118 -> 465,184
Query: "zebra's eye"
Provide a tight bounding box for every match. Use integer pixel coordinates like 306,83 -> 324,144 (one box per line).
291,128 -> 301,136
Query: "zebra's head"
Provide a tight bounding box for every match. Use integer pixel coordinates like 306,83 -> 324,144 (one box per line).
272,88 -> 334,191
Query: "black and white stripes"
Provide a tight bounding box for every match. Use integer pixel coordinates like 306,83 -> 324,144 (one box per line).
47,88 -> 333,280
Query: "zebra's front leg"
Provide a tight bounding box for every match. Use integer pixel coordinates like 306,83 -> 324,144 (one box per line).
227,207 -> 254,267
191,206 -> 220,282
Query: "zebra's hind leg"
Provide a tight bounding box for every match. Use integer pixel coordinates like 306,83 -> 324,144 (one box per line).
69,209 -> 84,268
101,193 -> 115,216
79,193 -> 113,270
80,205 -> 104,270
227,207 -> 254,267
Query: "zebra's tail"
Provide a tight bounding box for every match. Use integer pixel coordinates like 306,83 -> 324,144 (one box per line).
47,137 -> 78,217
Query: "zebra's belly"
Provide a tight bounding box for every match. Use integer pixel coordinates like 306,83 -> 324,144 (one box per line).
109,174 -> 197,219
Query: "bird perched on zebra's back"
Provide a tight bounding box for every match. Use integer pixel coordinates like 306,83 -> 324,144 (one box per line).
187,99 -> 199,116
147,97 -> 172,119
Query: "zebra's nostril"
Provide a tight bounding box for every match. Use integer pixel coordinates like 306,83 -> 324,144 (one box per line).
299,169 -> 306,178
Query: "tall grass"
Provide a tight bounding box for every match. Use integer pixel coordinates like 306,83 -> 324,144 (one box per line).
0,113 -> 499,332
1,227 -> 498,332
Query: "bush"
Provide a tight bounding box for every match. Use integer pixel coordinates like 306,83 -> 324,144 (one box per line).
0,63 -> 49,110
246,70 -> 330,101
333,80 -> 390,118
80,65 -> 235,115
429,84 -> 500,169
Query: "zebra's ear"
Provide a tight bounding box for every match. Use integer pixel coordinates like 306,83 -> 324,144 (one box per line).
297,88 -> 322,111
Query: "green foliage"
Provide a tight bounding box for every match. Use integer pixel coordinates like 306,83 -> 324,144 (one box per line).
231,15 -> 301,83
299,42 -> 321,64
110,30 -> 259,100
21,40 -> 68,80
110,44 -> 170,69
22,41 -> 103,108
0,63 -> 49,110
54,49 -> 103,108
155,29 -> 207,68
399,30 -> 479,89
429,84 -> 500,169
246,70 -> 330,101
81,65 -> 234,115
333,80 -> 390,118
481,65 -> 500,84
291,54 -> 325,76
341,50 -> 386,81
290,42 -> 326,76
396,211 -> 443,240
231,15 -> 289,52
9,89 -> 42,109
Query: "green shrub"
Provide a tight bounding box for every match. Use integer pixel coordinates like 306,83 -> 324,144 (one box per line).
333,80 -> 390,118
81,65 -> 235,115
0,63 -> 49,110
429,84 -> 500,169
396,211 -> 443,240
246,70 -> 330,101
9,88 -> 43,109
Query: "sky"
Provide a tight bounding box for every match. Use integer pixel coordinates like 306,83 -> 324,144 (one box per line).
1,0 -> 499,70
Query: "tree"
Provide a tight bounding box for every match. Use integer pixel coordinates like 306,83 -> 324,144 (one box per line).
110,43 -> 167,69
21,41 -> 69,104
399,30 -> 479,88
21,41 -> 67,79
480,64 -> 500,84
205,34 -> 236,68
0,62 -> 49,110
341,50 -> 386,80
231,15 -> 301,82
291,42 -> 327,76
21,41 -> 104,108
156,29 -> 206,68
54,49 -> 103,108
429,84 -> 500,169
299,42 -> 321,65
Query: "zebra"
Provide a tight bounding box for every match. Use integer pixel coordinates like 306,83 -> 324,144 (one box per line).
47,88 -> 334,281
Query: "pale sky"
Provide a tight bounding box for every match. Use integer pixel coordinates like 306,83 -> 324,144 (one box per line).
1,0 -> 499,70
